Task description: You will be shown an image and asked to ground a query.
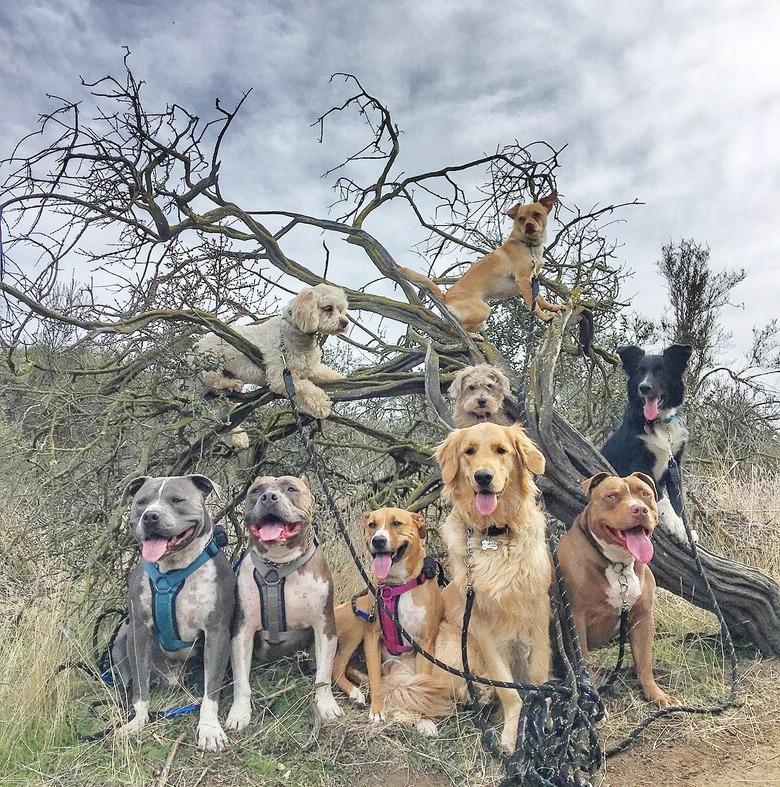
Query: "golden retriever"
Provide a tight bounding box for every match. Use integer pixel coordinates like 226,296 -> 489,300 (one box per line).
387,423 -> 551,753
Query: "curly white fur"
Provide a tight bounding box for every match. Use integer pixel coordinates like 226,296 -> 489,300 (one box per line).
449,364 -> 512,428
195,284 -> 349,421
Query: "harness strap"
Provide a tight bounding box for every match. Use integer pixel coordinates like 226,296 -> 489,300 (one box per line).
249,542 -> 317,646
378,570 -> 428,656
142,538 -> 220,652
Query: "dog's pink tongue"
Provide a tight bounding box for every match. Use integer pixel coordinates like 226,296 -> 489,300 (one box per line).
476,491 -> 498,516
372,554 -> 393,581
625,527 -> 654,564
644,397 -> 660,421
141,537 -> 169,562
259,523 -> 285,542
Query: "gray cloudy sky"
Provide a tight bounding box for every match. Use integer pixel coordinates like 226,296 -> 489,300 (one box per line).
1,0 -> 779,361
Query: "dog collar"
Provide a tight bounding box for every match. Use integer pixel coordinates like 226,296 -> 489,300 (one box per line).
142,537 -> 221,652
645,408 -> 677,426
470,524 -> 509,551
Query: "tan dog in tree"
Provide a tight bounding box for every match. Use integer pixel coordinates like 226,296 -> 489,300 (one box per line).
557,472 -> 677,708
332,508 -> 447,736
401,192 -> 563,332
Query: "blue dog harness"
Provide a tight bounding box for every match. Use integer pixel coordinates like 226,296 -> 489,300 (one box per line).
142,538 -> 221,652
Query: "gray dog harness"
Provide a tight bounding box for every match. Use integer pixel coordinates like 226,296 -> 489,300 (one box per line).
248,542 -> 317,646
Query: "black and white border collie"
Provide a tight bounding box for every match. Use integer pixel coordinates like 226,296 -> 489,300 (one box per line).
601,344 -> 695,542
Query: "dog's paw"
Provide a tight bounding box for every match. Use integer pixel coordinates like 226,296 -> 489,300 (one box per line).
369,711 -> 385,724
225,701 -> 252,733
651,692 -> 679,709
223,427 -> 250,450
197,721 -> 229,752
302,398 -> 332,420
348,686 -> 366,706
416,718 -> 438,737
115,715 -> 146,739
316,693 -> 343,723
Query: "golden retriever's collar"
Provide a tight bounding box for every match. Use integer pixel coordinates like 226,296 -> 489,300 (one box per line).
469,524 -> 509,551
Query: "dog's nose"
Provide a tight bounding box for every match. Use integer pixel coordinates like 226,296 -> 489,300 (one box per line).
371,534 -> 389,551
142,510 -> 160,526
474,469 -> 494,489
630,503 -> 648,516
477,397 -> 487,407
638,382 -> 653,396
260,491 -> 279,503
338,318 -> 348,329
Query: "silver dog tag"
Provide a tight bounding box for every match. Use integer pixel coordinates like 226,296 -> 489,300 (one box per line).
481,539 -> 499,551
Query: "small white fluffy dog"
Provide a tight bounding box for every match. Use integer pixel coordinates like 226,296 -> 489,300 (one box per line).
195,284 -> 349,421
449,364 -> 513,428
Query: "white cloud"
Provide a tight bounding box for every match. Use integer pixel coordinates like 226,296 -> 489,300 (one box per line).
1,0 -> 779,361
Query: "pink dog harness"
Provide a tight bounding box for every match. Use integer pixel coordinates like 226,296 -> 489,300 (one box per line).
378,574 -> 428,656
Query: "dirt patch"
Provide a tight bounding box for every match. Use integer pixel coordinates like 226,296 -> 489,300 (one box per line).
604,734 -> 780,786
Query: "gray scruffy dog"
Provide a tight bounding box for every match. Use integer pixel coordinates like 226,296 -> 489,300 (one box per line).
449,364 -> 513,428
112,474 -> 235,751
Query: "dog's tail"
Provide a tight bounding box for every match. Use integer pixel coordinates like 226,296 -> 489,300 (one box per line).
379,660 -> 457,723
399,267 -> 446,301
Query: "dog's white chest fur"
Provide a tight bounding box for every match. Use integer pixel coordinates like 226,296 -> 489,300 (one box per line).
593,534 -> 642,610
395,592 -> 427,646
640,417 -> 688,481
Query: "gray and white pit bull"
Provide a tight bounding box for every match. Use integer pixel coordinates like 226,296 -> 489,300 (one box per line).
226,475 -> 342,731
112,474 -> 236,751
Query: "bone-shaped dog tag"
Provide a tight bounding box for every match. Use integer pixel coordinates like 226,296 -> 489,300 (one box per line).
481,539 -> 499,551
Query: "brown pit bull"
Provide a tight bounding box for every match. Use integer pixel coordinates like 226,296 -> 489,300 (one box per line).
557,471 -> 677,708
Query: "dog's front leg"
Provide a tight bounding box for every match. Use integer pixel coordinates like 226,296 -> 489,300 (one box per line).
116,607 -> 154,738
198,622 -> 231,751
311,612 -> 343,722
469,621 -> 522,754
363,625 -> 384,723
225,622 -> 255,732
307,363 -> 344,383
627,606 -> 677,709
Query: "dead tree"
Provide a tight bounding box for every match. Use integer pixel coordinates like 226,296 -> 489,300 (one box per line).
1,60 -> 778,655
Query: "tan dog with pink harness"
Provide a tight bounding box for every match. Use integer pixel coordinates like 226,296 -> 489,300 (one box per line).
332,507 -> 447,735
557,472 -> 677,708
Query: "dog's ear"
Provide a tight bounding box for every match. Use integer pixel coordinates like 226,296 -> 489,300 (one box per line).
289,287 -> 321,334
361,511 -> 373,530
538,190 -> 558,212
616,345 -> 645,375
434,432 -> 461,485
630,472 -> 658,500
448,368 -> 466,399
411,512 -> 428,540
186,474 -> 216,498
490,366 -> 511,396
505,203 -> 521,219
510,425 -> 545,476
298,474 -> 311,489
121,476 -> 151,505
582,472 -> 611,495
663,344 -> 693,373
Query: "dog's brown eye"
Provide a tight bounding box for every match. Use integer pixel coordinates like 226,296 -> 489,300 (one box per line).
495,446 -> 507,455
287,486 -> 297,493
464,446 -> 476,455
322,305 -> 333,313
391,520 -> 402,528
468,385 -> 476,391
367,521 -> 376,530
171,496 -> 186,504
